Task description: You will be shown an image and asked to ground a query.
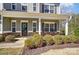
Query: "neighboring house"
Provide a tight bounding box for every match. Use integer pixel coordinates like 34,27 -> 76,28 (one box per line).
0,3 -> 71,36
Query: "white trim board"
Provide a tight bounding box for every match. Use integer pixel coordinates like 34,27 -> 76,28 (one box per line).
11,20 -> 16,22
21,20 -> 28,22
3,31 -> 12,33
44,22 -> 56,24
32,21 -> 37,23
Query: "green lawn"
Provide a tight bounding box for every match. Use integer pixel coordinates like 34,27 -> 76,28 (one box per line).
0,48 -> 23,55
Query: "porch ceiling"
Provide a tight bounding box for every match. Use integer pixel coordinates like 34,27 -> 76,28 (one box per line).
0,11 -> 70,20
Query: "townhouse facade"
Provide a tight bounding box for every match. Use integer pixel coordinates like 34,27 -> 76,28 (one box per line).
0,3 -> 71,36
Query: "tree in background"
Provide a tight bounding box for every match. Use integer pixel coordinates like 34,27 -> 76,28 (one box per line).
69,14 -> 79,36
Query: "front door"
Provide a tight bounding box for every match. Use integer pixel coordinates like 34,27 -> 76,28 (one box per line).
21,22 -> 28,36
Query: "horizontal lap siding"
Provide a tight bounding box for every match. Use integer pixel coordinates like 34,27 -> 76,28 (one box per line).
3,18 -> 11,31
3,18 -> 38,33
16,20 -> 20,32
3,18 -> 60,35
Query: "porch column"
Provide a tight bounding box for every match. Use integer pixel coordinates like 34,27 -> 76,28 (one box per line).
39,18 -> 41,35
65,19 -> 68,35
0,15 -> 3,34
0,4 -> 3,34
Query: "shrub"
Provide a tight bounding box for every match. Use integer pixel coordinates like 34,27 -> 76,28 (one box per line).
25,39 -> 33,49
43,34 -> 54,45
62,35 -> 71,44
62,35 -> 79,44
14,34 -> 20,37
68,35 -> 78,43
0,35 -> 5,42
53,35 -> 63,45
32,34 -> 43,48
60,29 -> 65,35
5,35 -> 15,42
74,27 -> 79,37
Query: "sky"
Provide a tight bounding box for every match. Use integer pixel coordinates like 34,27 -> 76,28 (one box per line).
60,3 -> 79,14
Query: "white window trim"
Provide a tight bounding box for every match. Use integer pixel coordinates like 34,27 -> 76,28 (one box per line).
21,20 -> 28,22
44,4 -> 55,13
44,22 -> 57,32
44,22 -> 55,24
11,20 -> 16,32
32,21 -> 37,32
11,3 -> 17,10
49,5 -> 50,13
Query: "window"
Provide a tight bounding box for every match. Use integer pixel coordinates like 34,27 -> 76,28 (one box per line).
44,24 -> 49,32
50,24 -> 56,32
12,3 -> 16,10
43,23 -> 57,32
50,24 -> 54,32
33,3 -> 36,11
42,4 -> 55,13
22,6 -> 27,11
50,5 -> 54,13
32,22 -> 37,32
11,21 -> 16,32
44,5 -> 49,13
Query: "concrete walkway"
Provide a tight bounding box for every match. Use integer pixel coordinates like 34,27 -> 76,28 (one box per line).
15,36 -> 32,40
0,37 -> 31,48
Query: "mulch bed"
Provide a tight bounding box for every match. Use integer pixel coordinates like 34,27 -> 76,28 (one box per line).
22,43 -> 79,55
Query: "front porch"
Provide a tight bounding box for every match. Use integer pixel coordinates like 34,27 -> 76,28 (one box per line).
0,11 -> 70,36
3,18 -> 69,36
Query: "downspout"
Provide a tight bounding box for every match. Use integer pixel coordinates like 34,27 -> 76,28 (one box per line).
68,15 -> 72,35
69,15 -> 72,21
65,15 -> 72,35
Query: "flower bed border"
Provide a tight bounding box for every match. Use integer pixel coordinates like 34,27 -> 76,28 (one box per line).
22,43 -> 79,55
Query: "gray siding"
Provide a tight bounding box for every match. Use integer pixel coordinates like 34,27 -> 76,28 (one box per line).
3,3 -> 60,14
3,3 -> 11,10
16,20 -> 20,31
39,3 -> 43,13
3,18 -> 11,31
3,3 -> 21,11
3,18 -> 59,32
